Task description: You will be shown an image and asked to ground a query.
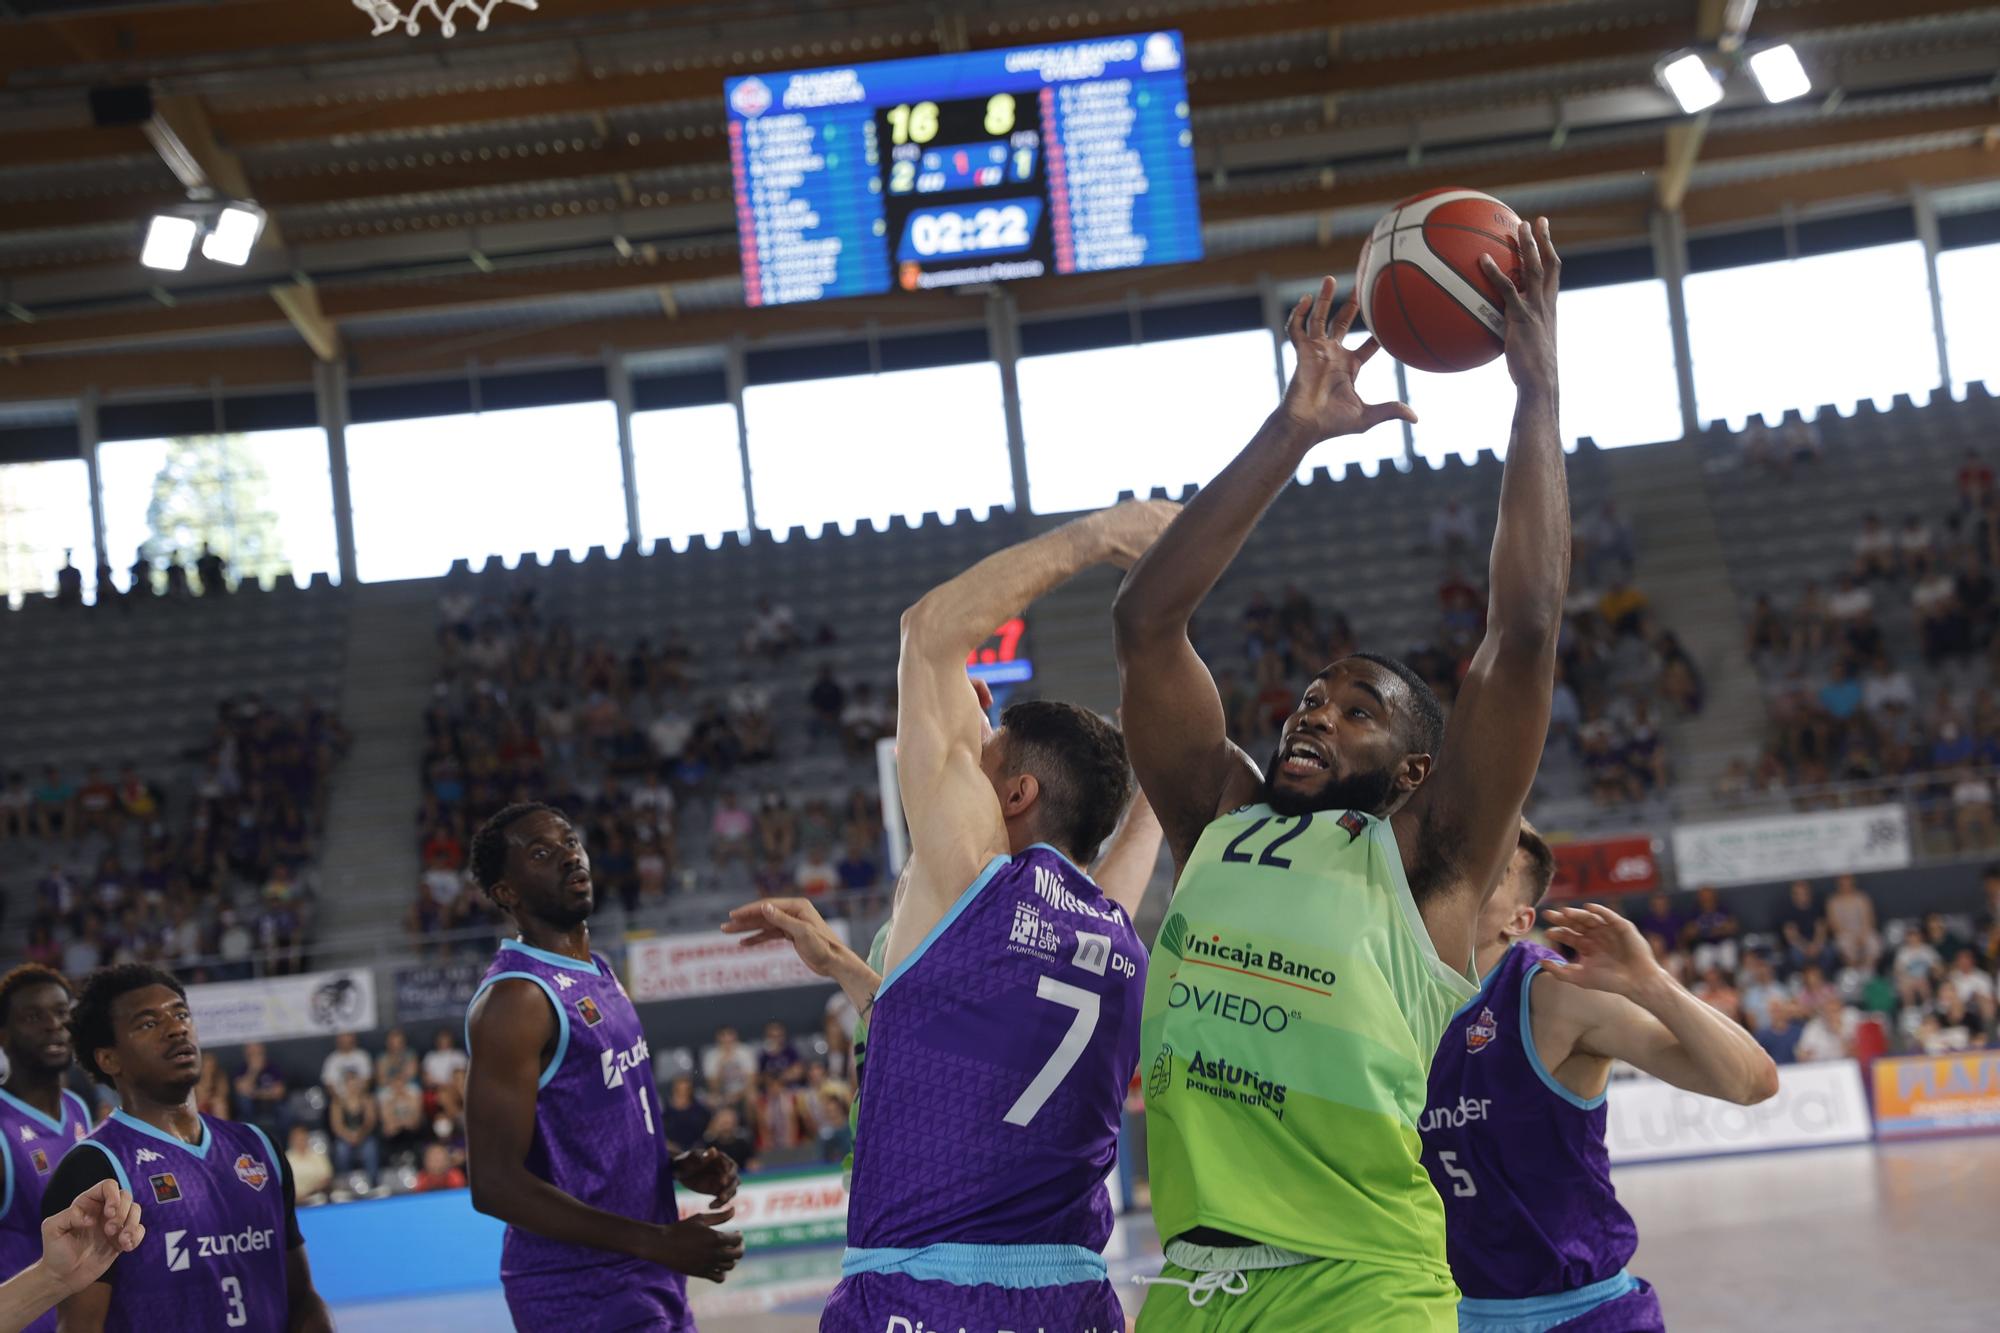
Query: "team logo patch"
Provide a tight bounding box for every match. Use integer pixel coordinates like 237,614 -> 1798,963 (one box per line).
1465,1006 -> 1499,1053
1148,1044 -> 1174,1101
575,996 -> 604,1027
30,1149 -> 49,1174
149,1172 -> 182,1204
233,1154 -> 269,1192
1336,810 -> 1368,841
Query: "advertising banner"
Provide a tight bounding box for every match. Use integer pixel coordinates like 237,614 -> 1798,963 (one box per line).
1604,1059 -> 1871,1164
1872,1051 -> 2000,1139
627,921 -> 851,1002
1549,835 -> 1659,899
392,961 -> 487,1024
1670,805 -> 1910,887
680,1166 -> 848,1247
188,969 -> 378,1046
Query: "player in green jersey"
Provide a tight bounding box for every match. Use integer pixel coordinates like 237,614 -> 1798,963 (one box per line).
1112,221 -> 1569,1329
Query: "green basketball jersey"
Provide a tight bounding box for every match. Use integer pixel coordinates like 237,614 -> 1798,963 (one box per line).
842,920 -> 895,1190
1140,804 -> 1477,1279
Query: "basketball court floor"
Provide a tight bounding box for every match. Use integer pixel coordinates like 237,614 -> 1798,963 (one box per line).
329,1136 -> 1996,1330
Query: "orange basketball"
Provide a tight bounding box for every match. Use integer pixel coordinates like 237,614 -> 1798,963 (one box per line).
1355,188 -> 1524,374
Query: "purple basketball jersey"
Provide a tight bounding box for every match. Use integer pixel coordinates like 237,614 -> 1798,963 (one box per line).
64,1111 -> 289,1333
468,939 -> 691,1331
0,1087 -> 92,1333
846,846 -> 1146,1251
1421,942 -> 1638,1302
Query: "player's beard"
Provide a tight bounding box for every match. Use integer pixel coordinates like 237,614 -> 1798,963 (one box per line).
1262,744 -> 1397,819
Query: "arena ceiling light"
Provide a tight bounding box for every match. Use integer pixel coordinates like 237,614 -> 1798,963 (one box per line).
140,214 -> 199,271
200,203 -> 266,266
1658,51 -> 1725,114
1748,43 -> 1812,103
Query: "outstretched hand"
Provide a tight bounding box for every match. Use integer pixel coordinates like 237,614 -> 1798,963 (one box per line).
41,1179 -> 144,1296
1478,217 -> 1561,392
1276,276 -> 1417,444
1540,904 -> 1660,999
721,898 -> 854,978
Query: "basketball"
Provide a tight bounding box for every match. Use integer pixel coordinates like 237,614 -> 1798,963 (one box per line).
1357,187 -> 1526,374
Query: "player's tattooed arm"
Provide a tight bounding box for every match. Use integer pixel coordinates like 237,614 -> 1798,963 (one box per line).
1537,905 -> 1779,1106
467,979 -> 744,1281
1115,280 -> 1410,869
1394,219 -> 1567,968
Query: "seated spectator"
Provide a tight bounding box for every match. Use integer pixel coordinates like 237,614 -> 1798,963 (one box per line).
113,764 -> 156,830
634,827 -> 671,904
1826,570 -> 1874,637
702,1105 -> 758,1173
1745,593 -> 1786,659
742,596 -> 800,660
1861,656 -> 1916,721
1853,512 -> 1895,579
840,683 -> 892,756
756,794 -> 798,865
1816,661 -> 1863,725
759,1021 -> 802,1084
286,1125 -> 334,1204
1578,500 -> 1636,584
1795,996 -> 1857,1063
1892,925 -> 1944,1009
711,793 -> 754,867
423,1029 -> 468,1128
661,1076 -> 710,1154
1684,887 -> 1741,975
1912,555 -> 1967,663
233,1042 -> 288,1139
836,833 -> 880,892
1778,880 -> 1836,973
794,844 -> 838,897
1957,448 -> 1995,510
1634,892 -> 1682,959
376,1029 -> 425,1157
1957,547 -> 1996,647
412,1142 -> 466,1193
1597,578 -> 1648,638
1739,953 -> 1787,1032
1788,581 -> 1829,659
321,1031 -> 372,1096
1825,875 -> 1881,972
1952,766 -> 1997,850
1429,498 -> 1477,560
808,665 -> 847,746
703,1026 -> 758,1105
815,1086 -> 855,1165
328,1074 -> 382,1186
1754,995 -> 1806,1064
31,767 -> 72,841
1623,702 -> 1667,793
1896,513 -> 1936,576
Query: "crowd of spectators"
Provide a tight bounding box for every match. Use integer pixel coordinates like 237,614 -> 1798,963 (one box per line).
1208,497 -> 1698,812
53,542 -> 237,608
1731,447 -> 2000,846
408,589 -> 896,952
180,1025 -> 476,1203
1638,869 -> 2000,1065
674,1007 -> 859,1174
5,693 -> 347,982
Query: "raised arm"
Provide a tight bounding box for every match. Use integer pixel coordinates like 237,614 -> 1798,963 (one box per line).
886,501 -> 1176,975
1089,782 -> 1163,919
1114,278 -> 1415,869
466,981 -> 742,1284
1536,905 -> 1779,1105
1393,218 -> 1569,967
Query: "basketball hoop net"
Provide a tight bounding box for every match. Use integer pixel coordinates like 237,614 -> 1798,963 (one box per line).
354,0 -> 538,38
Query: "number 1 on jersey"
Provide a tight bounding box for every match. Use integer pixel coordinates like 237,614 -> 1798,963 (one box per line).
1004,976 -> 1101,1127
638,1084 -> 656,1136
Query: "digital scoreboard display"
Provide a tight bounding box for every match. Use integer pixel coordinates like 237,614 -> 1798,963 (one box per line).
725,32 -> 1203,306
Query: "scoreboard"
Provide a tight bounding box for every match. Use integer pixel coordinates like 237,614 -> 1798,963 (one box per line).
725,32 -> 1203,307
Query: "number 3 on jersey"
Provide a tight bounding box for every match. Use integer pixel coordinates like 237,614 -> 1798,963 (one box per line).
1004,976 -> 1101,1127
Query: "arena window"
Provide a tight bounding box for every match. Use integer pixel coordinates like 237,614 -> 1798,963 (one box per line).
740,363 -> 1013,533
346,401 -> 627,582
98,428 -> 340,593
1938,241 -> 2000,397
632,403 -> 751,552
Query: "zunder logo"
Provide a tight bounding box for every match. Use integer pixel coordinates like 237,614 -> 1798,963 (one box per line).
601,1035 -> 650,1089
165,1230 -> 191,1272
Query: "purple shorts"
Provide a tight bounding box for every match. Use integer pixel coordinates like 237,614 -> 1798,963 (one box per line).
504,1262 -> 694,1332
1553,1277 -> 1664,1333
822,1271 -> 1126,1333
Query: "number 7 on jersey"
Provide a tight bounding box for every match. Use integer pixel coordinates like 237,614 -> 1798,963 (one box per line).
1003,976 -> 1101,1127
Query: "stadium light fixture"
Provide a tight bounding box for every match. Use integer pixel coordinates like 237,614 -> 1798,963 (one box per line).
1748,43 -> 1811,103
200,203 -> 266,265
1658,51 -> 1725,114
140,214 -> 199,271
